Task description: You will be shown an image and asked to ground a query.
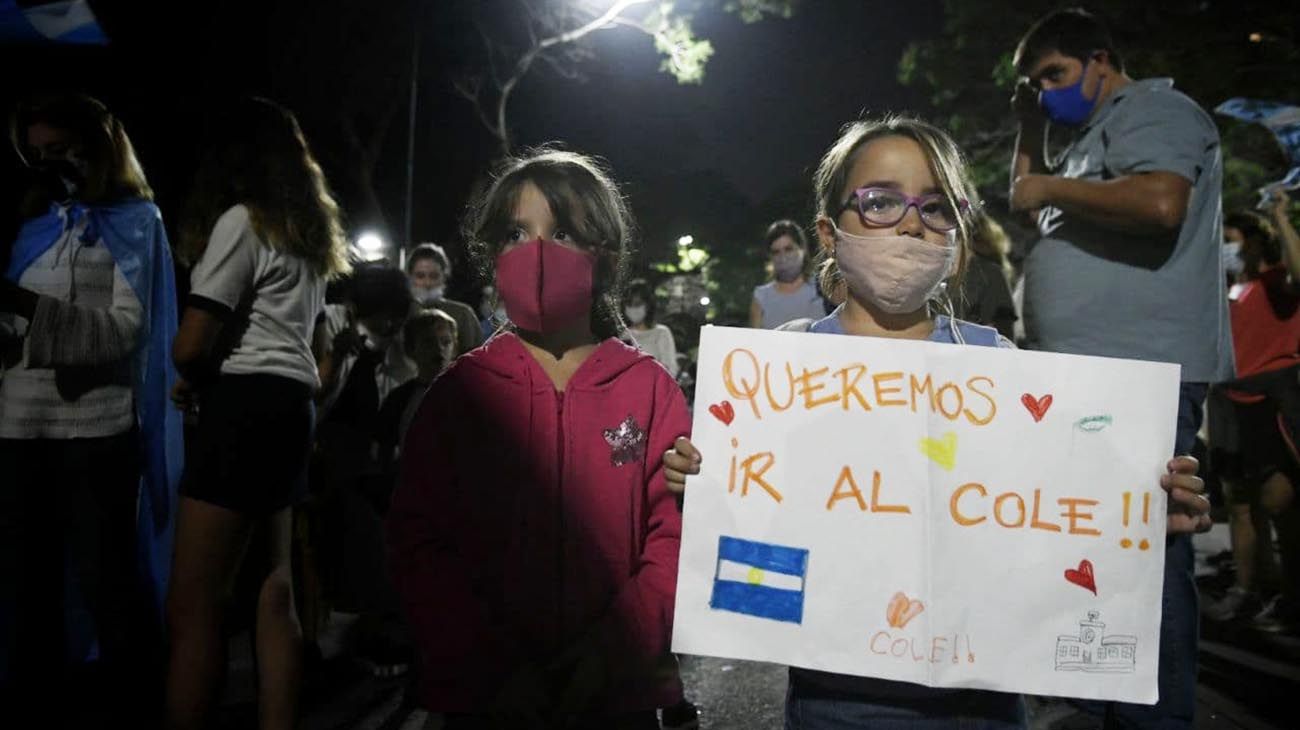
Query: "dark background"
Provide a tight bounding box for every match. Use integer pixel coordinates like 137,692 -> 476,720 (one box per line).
4,0 -> 1297,318
0,0 -> 940,310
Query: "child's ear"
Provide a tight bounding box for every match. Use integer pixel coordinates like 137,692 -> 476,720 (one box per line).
815,216 -> 837,255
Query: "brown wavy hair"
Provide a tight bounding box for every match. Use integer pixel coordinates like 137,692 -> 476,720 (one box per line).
178,97 -> 349,279
464,147 -> 633,340
10,93 -> 152,214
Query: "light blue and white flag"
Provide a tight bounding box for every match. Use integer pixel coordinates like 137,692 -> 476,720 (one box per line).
709,535 -> 810,624
1215,97 -> 1300,207
0,0 -> 107,45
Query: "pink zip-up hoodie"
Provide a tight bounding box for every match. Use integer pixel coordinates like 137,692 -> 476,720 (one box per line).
386,332 -> 690,714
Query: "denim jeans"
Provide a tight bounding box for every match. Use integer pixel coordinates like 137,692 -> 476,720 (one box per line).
785,680 -> 1027,730
442,710 -> 659,729
1076,382 -> 1206,729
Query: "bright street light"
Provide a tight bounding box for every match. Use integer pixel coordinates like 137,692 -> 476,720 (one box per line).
699,296 -> 711,306
677,234 -> 694,247
357,232 -> 385,253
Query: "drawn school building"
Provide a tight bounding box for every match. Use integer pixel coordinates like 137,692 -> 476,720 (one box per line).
1055,611 -> 1136,672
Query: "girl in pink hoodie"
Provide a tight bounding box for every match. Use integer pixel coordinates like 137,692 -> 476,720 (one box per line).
387,149 -> 690,729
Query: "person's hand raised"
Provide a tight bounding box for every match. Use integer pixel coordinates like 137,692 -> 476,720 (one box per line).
1012,81 -> 1044,125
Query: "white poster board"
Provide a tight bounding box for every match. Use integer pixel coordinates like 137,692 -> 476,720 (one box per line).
672,326 -> 1180,704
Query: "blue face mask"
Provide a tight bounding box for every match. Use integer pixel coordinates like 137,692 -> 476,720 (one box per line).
1039,59 -> 1099,127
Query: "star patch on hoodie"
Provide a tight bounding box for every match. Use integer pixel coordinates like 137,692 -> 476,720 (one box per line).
603,414 -> 647,467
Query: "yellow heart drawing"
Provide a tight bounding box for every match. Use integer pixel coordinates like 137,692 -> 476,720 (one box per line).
918,431 -> 957,471
886,591 -> 926,629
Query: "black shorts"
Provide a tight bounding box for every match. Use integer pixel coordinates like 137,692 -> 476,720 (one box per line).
180,373 -> 315,515
1219,398 -> 1300,505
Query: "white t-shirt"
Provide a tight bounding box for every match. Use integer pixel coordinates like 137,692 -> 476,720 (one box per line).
189,205 -> 325,389
627,323 -> 679,377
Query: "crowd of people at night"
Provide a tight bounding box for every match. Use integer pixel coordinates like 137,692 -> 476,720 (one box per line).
1,6 -> 1296,730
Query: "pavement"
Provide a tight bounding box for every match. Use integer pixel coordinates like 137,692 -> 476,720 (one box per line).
204,525 -> 1290,729
255,652 -> 1282,730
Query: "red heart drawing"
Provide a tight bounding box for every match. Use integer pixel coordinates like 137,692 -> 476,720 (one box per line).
1021,393 -> 1054,422
1064,559 -> 1097,595
708,401 -> 735,426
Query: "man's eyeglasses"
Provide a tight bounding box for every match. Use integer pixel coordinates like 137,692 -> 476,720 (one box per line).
838,187 -> 969,233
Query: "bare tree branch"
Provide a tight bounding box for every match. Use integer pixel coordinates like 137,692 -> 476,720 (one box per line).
520,1 -> 540,47
537,0 -> 655,50
456,0 -> 785,153
537,49 -> 584,80
608,14 -> 654,36
473,21 -> 505,89
452,75 -> 504,141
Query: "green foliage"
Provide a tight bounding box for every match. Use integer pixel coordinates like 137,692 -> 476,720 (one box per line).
454,0 -> 800,149
654,0 -> 796,83
1220,120 -> 1289,213
629,167 -> 779,325
654,245 -> 713,273
724,0 -> 800,23
653,14 -> 715,84
990,53 -> 1017,89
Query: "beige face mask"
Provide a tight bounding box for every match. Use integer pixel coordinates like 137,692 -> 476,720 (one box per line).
832,226 -> 956,314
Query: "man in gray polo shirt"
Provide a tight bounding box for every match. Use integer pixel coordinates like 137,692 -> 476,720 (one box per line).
1008,7 -> 1232,729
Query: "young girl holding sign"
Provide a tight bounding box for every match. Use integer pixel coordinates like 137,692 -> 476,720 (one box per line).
387,149 -> 691,729
661,115 -> 1210,729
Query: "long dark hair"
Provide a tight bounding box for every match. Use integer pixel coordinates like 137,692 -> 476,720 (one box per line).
623,278 -> 658,327
764,218 -> 811,278
178,97 -> 349,279
10,93 -> 152,215
1225,210 -> 1280,267
464,147 -> 633,340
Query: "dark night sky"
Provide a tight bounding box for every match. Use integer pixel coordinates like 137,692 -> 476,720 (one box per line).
413,0 -> 944,274
2,0 -> 945,298
509,1 -> 940,203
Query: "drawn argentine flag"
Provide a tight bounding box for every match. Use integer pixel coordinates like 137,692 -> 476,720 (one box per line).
0,0 -> 107,45
709,535 -> 810,624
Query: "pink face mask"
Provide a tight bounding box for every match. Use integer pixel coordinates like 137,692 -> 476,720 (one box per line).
495,238 -> 595,333
833,226 -> 956,314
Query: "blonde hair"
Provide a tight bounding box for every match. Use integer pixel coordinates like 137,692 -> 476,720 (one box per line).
11,93 -> 153,214
969,213 -> 1015,285
179,98 -> 350,279
812,114 -> 979,299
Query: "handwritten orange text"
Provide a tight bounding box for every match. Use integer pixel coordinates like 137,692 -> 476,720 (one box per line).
721,348 -> 997,425
948,482 -> 1102,536
726,438 -> 783,503
869,630 -> 976,664
826,467 -> 912,514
